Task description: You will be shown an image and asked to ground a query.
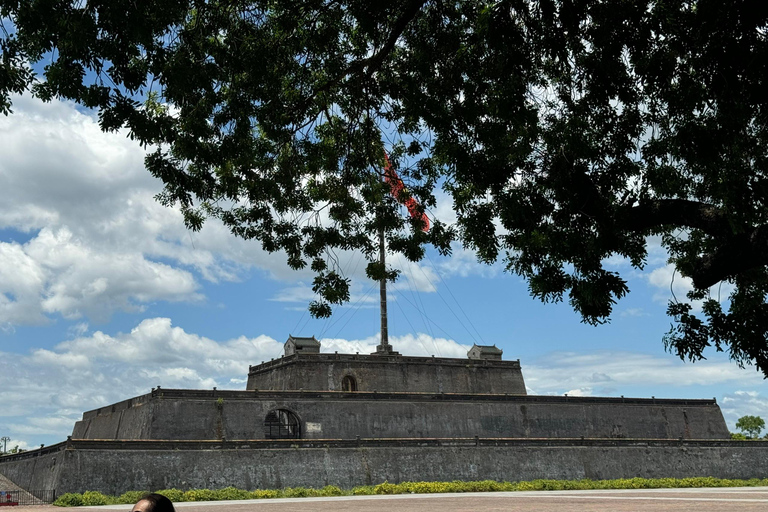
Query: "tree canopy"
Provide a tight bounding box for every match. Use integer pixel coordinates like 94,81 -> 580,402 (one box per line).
735,415 -> 765,439
3,1 -> 768,372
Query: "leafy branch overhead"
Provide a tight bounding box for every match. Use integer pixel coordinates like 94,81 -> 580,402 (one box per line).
3,1 -> 768,373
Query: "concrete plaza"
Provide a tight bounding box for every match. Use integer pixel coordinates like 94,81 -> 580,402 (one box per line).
13,487 -> 768,511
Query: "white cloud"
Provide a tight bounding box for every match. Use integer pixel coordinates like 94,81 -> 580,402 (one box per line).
564,387 -> 593,397
30,348 -> 91,370
0,439 -> 33,453
0,241 -> 47,324
432,243 -> 500,279
430,189 -> 459,227
1,95 -> 482,326
67,322 -> 89,338
269,259 -> 440,308
54,317 -> 281,377
647,263 -> 736,312
647,264 -> 694,304
645,236 -> 669,266
524,351 -> 765,396
720,390 -> 768,431
0,318 -> 286,445
319,332 -> 470,358
0,228 -> 201,323
0,95 -> 331,326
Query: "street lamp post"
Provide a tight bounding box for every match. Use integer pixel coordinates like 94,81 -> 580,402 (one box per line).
0,437 -> 9,454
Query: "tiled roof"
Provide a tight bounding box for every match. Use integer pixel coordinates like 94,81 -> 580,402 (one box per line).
471,344 -> 503,354
287,335 -> 320,347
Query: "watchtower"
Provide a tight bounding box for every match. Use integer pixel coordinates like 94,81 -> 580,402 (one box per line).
283,335 -> 320,356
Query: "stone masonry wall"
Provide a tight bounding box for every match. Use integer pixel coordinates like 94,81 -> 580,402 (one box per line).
0,443 -> 64,493
70,390 -> 730,441
3,439 -> 768,496
246,354 -> 527,394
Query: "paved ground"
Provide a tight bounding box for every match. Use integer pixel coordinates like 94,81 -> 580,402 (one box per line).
10,487 -> 768,511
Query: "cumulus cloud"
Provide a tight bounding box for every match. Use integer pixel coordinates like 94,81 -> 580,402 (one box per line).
0,227 -> 201,324
564,387 -> 593,397
720,390 -> 768,431
647,264 -> 694,304
0,96 -> 226,324
320,332 -> 470,358
432,243 -> 500,279
2,95 -> 394,326
646,263 -> 736,312
270,281 -> 380,306
0,95 -> 486,325
0,318 -> 284,446
524,351 -> 765,397
54,317 -> 281,377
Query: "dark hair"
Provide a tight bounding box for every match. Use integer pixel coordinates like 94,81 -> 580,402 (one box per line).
136,493 -> 175,512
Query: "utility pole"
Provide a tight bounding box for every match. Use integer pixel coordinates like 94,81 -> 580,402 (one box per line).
0,436 -> 9,454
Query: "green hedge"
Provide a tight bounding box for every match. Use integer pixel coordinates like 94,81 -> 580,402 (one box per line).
52,477 -> 768,506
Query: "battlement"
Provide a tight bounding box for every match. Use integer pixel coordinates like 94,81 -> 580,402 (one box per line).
246,352 -> 525,394
249,352 -> 521,373
69,387 -> 727,443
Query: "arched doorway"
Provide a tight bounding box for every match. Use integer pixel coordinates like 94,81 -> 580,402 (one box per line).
263,409 -> 301,439
341,375 -> 357,392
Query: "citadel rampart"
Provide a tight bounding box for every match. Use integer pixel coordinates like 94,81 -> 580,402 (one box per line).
2,438 -> 768,496
70,389 -> 729,441
0,341 -> 744,497
246,353 -> 527,394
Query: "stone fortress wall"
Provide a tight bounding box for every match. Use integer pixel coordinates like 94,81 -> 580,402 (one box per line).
0,340 -> 747,497
2,438 -> 768,496
71,389 -> 729,441
246,353 -> 527,394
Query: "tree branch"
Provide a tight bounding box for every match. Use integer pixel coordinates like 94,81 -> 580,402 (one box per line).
358,0 -> 430,78
567,179 -> 768,289
623,199 -> 731,236
294,0 -> 429,117
690,225 -> 768,289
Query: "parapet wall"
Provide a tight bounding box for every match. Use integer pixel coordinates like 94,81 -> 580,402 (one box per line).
246,353 -> 527,394
2,438 -> 768,496
0,442 -> 65,493
70,389 -> 730,441
71,392 -> 154,440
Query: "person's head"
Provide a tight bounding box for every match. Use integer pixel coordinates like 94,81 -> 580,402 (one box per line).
131,493 -> 175,512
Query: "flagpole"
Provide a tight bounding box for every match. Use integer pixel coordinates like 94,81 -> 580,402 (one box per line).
374,153 -> 401,355
377,224 -> 391,353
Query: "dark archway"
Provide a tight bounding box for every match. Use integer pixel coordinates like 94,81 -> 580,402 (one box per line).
263,409 -> 301,439
341,375 -> 357,392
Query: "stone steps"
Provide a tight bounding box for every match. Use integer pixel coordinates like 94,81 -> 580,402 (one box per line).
0,472 -> 45,505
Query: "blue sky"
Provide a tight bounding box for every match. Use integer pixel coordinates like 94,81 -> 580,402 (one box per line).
1,94 -> 767,450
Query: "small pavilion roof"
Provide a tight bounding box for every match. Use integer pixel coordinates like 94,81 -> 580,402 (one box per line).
287,335 -> 321,348
471,344 -> 503,354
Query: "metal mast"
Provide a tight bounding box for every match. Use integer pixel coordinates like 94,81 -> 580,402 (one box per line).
374,175 -> 398,355
374,226 -> 394,353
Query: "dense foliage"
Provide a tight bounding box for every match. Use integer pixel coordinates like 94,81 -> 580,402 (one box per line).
3,1 -> 768,371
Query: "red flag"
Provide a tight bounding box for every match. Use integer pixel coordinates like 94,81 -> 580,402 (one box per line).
383,153 -> 430,231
